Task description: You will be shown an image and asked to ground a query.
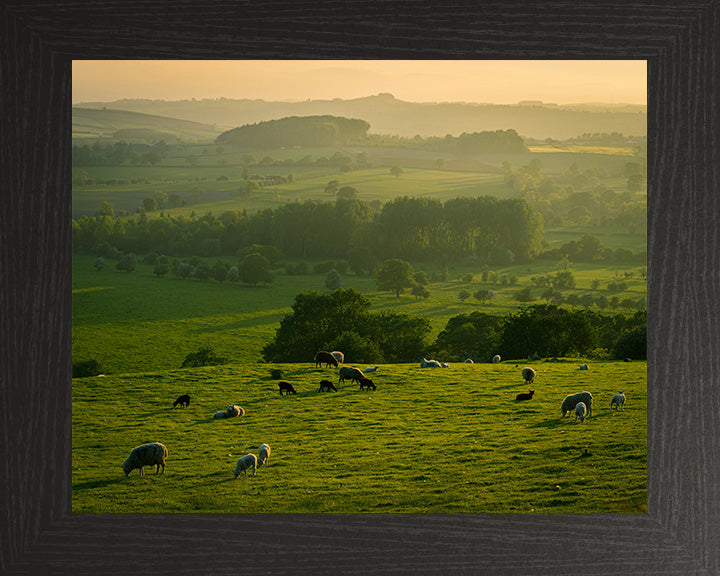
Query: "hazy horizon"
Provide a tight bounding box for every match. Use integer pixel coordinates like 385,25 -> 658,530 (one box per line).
72,60 -> 647,106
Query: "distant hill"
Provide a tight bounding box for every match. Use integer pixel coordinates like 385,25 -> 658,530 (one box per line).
216,115 -> 371,148
73,94 -> 647,140
72,107 -> 225,144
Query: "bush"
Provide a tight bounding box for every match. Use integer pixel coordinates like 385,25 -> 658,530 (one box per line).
181,347 -> 227,368
613,327 -> 647,360
72,358 -> 107,378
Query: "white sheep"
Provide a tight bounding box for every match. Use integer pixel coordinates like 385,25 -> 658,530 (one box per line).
522,367 -> 536,384
441,362 -> 449,368
579,364 -> 589,370
464,358 -> 474,364
212,405 -> 244,419
234,454 -> 257,478
575,402 -> 587,422
610,391 -> 626,411
338,366 -> 364,383
492,355 -> 501,364
364,366 -> 379,373
420,357 -> 442,368
331,351 -> 344,364
122,442 -> 168,477
212,411 -> 227,419
258,443 -> 271,468
561,391 -> 594,418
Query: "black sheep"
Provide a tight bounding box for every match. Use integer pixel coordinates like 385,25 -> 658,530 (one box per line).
319,379 -> 337,392
173,394 -> 191,408
515,390 -> 534,401
314,351 -> 339,368
278,381 -> 297,396
358,377 -> 376,391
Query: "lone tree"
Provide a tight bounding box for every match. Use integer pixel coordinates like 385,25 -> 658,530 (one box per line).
376,259 -> 415,297
239,253 -> 273,285
390,165 -> 404,179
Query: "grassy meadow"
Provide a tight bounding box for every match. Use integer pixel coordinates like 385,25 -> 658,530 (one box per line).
72,360 -> 646,513
72,127 -> 647,513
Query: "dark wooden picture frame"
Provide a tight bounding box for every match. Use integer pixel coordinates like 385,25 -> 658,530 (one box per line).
2,2 -> 718,574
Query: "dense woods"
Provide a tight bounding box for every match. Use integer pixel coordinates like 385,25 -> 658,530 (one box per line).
72,195 -> 545,265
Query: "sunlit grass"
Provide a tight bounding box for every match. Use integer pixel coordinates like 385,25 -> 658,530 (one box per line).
72,360 -> 646,513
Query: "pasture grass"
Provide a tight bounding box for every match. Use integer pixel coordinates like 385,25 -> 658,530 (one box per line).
72,360 -> 646,513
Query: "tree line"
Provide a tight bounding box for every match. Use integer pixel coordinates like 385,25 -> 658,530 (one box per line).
263,289 -> 647,364
72,195 -> 545,266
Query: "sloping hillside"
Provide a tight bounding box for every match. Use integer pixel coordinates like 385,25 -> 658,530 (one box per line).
74,94 -> 647,140
72,107 -> 226,143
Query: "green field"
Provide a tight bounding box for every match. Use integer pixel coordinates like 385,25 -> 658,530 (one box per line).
72,253 -> 646,374
72,360 -> 646,513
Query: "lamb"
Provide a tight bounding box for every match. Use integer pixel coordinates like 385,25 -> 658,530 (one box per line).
610,391 -> 626,411
314,350 -> 339,368
358,377 -> 376,391
492,355 -> 501,364
464,358 -> 474,364
364,366 -> 379,373
233,454 -> 257,478
172,394 -> 190,408
575,402 -> 588,422
522,367 -> 536,384
338,366 -> 364,384
561,391 -> 594,418
579,364 -> 589,370
419,357 -> 442,368
257,443 -> 271,468
331,351 -> 344,364
122,442 -> 168,477
515,390 -> 534,401
319,379 -> 337,392
278,381 -> 297,395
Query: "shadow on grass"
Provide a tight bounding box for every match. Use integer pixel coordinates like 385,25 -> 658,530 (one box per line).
73,477 -> 126,491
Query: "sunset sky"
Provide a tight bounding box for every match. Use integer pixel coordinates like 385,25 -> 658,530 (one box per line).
72,60 -> 646,105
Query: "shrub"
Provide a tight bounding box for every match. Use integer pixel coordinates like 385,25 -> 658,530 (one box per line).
181,347 -> 227,368
72,358 -> 107,378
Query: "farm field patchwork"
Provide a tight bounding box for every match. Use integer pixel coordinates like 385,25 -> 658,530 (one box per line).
72,360 -> 646,513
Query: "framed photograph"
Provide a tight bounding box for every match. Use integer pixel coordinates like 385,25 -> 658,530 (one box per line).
2,2 -> 718,574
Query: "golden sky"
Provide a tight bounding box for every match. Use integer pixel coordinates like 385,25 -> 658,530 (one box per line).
72,60 -> 646,105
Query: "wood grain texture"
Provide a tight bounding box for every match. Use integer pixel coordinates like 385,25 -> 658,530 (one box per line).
1,1 -> 718,574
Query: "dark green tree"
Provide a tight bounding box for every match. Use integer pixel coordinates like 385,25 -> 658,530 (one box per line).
376,259 -> 415,297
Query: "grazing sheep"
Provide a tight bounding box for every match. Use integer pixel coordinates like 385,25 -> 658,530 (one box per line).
319,379 -> 337,392
492,355 -> 501,364
331,351 -> 344,364
358,377 -> 376,391
561,391 -> 594,418
522,367 -> 536,384
610,391 -> 626,411
234,454 -> 257,478
172,394 -> 190,408
464,358 -> 474,364
364,365 -> 379,373
257,444 -> 271,468
314,351 -> 339,368
575,402 -> 588,422
515,390 -> 534,401
579,364 -> 589,370
122,442 -> 168,477
278,381 -> 297,395
338,366 -> 364,384
419,357 -> 442,368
